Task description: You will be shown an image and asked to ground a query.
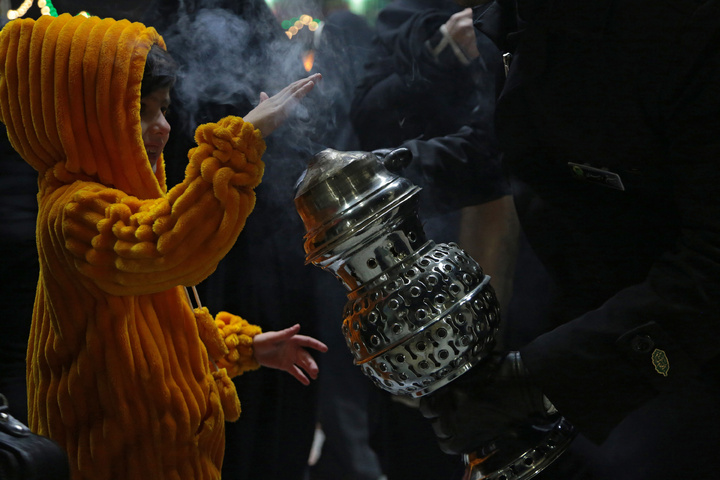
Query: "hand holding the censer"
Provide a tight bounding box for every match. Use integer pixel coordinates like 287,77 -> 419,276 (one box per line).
419,352 -> 555,454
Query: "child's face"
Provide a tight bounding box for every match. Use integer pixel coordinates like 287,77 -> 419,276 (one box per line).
140,87 -> 171,172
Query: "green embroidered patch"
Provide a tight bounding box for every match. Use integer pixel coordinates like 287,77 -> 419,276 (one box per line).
652,348 -> 669,377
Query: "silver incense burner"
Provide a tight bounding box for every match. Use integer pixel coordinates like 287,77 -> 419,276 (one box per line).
294,148 -> 574,480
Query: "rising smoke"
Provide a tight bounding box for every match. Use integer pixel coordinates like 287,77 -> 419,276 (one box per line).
149,0 -> 373,219
159,6 -> 307,135
158,0 -> 371,150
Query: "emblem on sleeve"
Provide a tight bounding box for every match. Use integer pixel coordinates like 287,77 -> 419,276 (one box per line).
652,348 -> 669,376
567,162 -> 625,191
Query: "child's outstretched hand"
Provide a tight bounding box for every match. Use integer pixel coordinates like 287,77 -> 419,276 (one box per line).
244,73 -> 322,137
253,324 -> 328,385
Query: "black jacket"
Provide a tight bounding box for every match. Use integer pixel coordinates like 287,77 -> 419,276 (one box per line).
406,0 -> 720,446
351,0 -> 496,150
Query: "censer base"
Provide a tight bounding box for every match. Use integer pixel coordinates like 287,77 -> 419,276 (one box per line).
464,416 -> 575,480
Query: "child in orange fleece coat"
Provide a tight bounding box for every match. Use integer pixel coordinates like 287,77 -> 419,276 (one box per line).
0,13 -> 325,480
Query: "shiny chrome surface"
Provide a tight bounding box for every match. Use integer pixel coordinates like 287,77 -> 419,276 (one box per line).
348,244 -> 499,397
294,148 -> 500,396
295,148 -> 574,480
465,417 -> 576,480
295,148 -> 425,289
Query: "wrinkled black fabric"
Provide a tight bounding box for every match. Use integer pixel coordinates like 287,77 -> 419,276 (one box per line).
351,0 -> 495,151
419,352 -> 550,455
413,1 -> 720,478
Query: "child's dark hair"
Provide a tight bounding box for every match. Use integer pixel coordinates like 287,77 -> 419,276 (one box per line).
141,44 -> 178,98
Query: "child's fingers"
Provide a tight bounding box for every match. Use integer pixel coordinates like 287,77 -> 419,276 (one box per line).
279,73 -> 321,100
273,81 -> 314,111
295,335 -> 328,352
292,81 -> 316,101
290,365 -> 310,386
284,323 -> 302,333
297,350 -> 319,379
268,324 -> 302,342
288,73 -> 322,91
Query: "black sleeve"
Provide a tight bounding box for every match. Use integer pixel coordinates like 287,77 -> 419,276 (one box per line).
519,2 -> 720,443
398,104 -> 509,215
351,4 -> 485,150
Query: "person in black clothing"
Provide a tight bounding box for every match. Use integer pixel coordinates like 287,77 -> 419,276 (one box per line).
348,2 -> 510,479
351,0 -> 495,152
404,1 -> 720,479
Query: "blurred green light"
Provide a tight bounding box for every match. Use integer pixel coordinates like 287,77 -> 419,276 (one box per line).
348,0 -> 365,14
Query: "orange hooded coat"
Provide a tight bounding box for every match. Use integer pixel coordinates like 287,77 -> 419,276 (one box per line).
0,13 -> 266,480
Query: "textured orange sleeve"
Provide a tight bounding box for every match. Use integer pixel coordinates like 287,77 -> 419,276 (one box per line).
58,116 -> 265,296
213,311 -> 263,377
196,306 -> 262,422
194,305 -> 263,377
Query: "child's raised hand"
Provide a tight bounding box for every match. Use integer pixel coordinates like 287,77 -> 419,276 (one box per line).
253,324 -> 328,385
244,73 -> 322,137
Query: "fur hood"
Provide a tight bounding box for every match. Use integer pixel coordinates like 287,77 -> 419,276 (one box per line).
0,13 -> 167,199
